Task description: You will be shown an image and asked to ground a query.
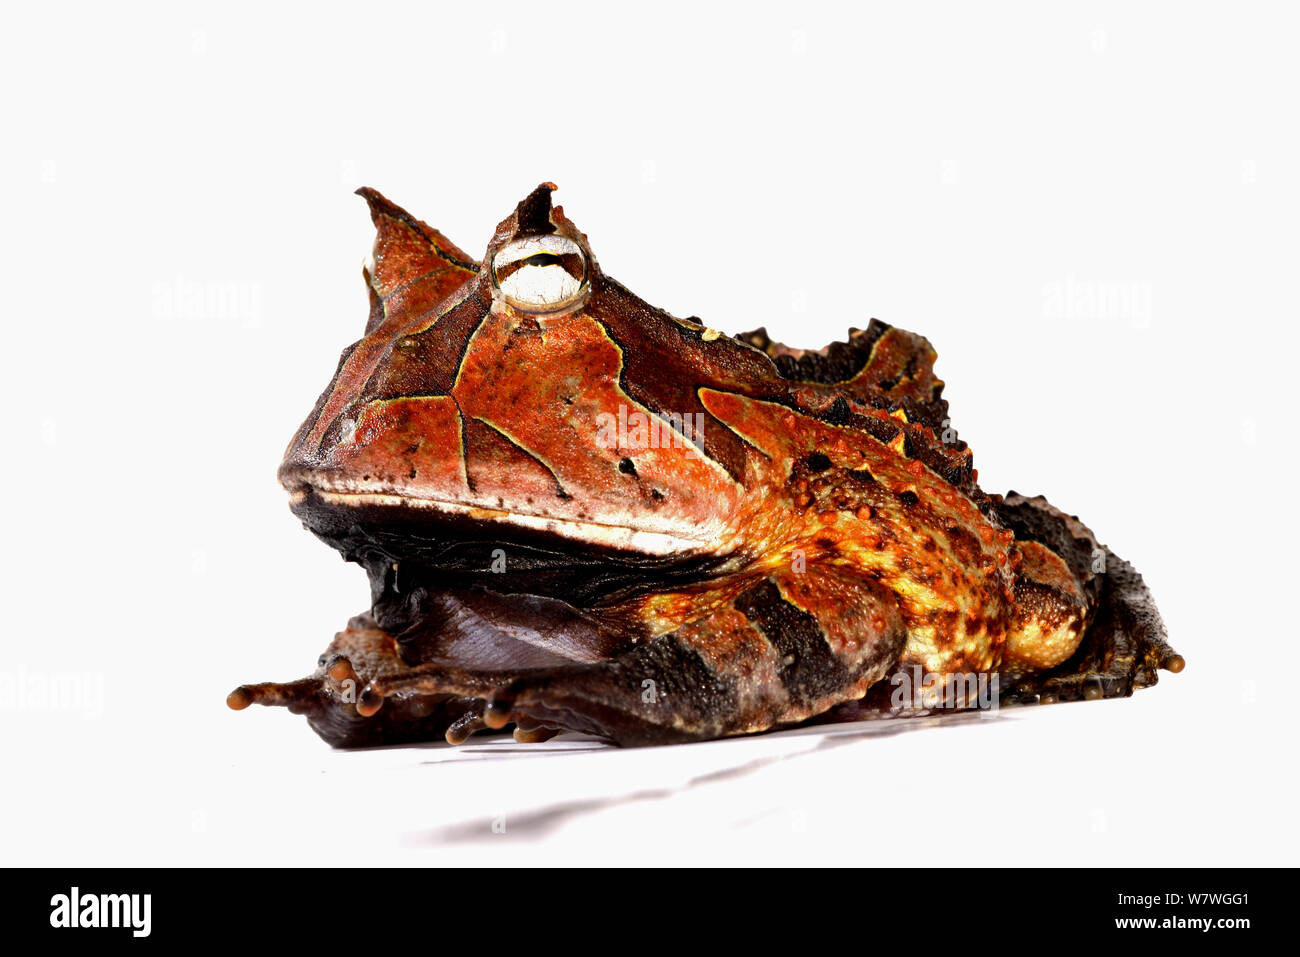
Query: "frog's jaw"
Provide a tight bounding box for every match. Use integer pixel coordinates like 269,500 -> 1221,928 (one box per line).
283,483 -> 740,610
287,484 -> 712,558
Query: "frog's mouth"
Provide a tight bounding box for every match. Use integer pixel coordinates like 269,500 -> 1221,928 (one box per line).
289,486 -> 708,557
285,485 -> 735,610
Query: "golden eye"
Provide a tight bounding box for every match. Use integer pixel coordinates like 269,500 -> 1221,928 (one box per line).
491,235 -> 588,313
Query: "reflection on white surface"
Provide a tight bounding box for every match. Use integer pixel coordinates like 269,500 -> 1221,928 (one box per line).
4,667 -> 1295,866
412,711 -> 997,846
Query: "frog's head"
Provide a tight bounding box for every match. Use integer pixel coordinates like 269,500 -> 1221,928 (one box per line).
280,184 -> 770,600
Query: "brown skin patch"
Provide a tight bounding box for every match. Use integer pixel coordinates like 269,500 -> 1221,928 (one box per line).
290,190 -> 478,459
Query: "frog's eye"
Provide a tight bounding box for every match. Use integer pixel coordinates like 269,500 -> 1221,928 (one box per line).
491,235 -> 588,313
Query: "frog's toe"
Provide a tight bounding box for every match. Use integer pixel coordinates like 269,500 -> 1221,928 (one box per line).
226,677 -> 319,711
444,708 -> 487,745
482,692 -> 517,730
439,703 -> 560,745
513,725 -> 561,744
324,655 -> 356,684
482,679 -> 564,733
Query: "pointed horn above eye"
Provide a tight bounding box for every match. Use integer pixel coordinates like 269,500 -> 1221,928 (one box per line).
352,186 -> 479,333
354,187 -> 478,272
515,182 -> 559,235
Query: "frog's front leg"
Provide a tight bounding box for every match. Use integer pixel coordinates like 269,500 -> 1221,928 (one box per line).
227,612 -> 483,747
371,566 -> 907,746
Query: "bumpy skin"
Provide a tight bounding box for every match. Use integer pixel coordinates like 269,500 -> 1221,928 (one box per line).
228,184 -> 1182,747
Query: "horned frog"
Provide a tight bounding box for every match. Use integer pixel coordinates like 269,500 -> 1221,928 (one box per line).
228,183 -> 1181,747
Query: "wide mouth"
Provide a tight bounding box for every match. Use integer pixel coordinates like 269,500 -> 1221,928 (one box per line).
288,484 -> 708,558
285,483 -> 733,609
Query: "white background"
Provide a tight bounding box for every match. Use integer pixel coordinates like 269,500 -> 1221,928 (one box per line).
2,1 -> 1296,865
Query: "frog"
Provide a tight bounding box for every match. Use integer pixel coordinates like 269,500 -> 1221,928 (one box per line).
228,183 -> 1182,747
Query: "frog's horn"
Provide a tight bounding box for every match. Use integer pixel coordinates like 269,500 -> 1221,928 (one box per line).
515,181 -> 559,235
355,187 -> 479,333
356,187 -> 479,273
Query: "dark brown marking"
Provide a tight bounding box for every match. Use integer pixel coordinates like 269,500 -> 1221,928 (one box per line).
734,580 -> 849,705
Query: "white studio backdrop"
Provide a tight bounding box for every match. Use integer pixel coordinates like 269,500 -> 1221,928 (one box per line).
1,1 -> 1296,865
